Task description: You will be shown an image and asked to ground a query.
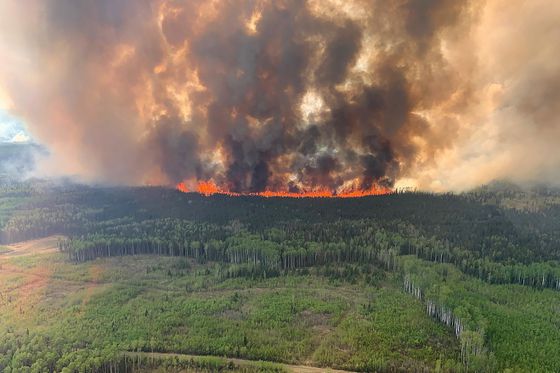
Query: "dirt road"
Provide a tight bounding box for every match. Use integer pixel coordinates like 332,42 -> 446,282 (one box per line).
125,351 -> 355,373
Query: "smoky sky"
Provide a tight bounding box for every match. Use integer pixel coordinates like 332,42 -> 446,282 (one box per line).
1,0 -> 559,191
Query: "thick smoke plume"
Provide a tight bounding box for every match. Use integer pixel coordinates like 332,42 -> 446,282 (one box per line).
0,0 -> 559,192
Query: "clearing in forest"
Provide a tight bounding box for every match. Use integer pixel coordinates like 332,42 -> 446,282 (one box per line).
0,235 -> 64,257
0,236 -> 64,316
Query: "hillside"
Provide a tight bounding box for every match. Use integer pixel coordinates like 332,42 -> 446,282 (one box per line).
0,180 -> 559,372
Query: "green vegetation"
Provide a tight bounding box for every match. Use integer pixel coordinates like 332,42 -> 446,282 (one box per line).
1,180 -> 559,372
0,254 -> 460,372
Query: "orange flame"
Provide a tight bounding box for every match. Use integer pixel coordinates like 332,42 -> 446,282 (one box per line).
197,180 -> 222,196
176,182 -> 189,193
176,180 -> 392,198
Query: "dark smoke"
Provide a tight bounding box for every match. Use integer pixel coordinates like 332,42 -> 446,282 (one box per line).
155,0 -> 473,192
7,0 -> 558,192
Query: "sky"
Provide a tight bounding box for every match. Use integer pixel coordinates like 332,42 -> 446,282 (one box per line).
0,0 -> 559,192
0,110 -> 30,143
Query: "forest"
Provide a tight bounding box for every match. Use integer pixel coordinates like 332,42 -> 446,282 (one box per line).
1,179 -> 559,372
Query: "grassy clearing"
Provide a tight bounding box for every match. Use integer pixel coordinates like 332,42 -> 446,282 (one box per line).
0,245 -> 12,254
0,253 -> 461,372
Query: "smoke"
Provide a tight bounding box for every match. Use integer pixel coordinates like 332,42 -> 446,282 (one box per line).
0,143 -> 46,180
0,0 -> 558,192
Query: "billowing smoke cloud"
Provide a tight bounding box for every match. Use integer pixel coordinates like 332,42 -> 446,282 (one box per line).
0,0 -> 558,192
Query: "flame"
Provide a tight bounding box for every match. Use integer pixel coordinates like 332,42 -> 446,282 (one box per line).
197,180 -> 222,196
176,182 -> 189,193
176,180 -> 391,198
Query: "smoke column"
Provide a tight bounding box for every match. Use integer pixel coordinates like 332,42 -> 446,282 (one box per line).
0,0 -> 558,192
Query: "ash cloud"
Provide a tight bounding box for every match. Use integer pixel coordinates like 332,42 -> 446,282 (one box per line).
0,0 -> 558,191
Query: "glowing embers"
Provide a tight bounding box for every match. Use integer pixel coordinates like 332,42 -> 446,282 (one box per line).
176,180 -> 391,198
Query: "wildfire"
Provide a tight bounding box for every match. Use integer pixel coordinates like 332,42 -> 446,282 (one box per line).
197,180 -> 222,196
176,180 -> 391,198
176,182 -> 189,193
